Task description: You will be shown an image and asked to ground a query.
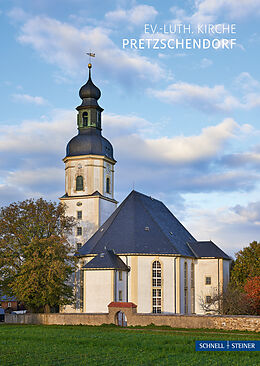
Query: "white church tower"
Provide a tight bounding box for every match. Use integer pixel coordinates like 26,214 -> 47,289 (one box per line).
60,63 -> 117,253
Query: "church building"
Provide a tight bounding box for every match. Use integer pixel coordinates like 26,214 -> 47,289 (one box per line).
60,64 -> 231,315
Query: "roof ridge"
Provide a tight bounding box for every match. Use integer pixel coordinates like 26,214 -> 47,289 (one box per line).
86,191 -> 134,253
186,242 -> 199,258
135,194 -> 179,254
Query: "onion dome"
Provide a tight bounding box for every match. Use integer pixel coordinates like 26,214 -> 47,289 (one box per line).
79,63 -> 101,104
66,128 -> 114,160
65,63 -> 115,161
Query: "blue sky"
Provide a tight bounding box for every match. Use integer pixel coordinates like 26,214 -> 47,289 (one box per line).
0,0 -> 260,257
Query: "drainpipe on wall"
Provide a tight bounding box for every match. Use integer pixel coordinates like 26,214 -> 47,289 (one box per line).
114,270 -> 117,301
174,257 -> 176,314
217,258 -> 220,314
126,256 -> 128,302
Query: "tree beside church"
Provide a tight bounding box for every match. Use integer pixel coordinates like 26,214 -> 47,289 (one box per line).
0,198 -> 76,313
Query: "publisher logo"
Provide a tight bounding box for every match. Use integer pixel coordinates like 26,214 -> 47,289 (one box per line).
195,341 -> 260,351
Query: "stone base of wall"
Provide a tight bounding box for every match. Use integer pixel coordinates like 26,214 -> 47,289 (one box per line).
5,302 -> 260,332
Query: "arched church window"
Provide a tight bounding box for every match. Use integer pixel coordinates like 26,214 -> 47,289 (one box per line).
76,175 -> 84,191
82,112 -> 88,127
152,260 -> 162,313
106,177 -> 110,194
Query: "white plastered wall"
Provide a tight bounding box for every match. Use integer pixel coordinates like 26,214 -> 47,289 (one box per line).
99,198 -> 117,227
84,269 -> 114,313
114,270 -> 127,302
127,256 -> 176,314
195,258 -> 222,314
179,257 -> 193,314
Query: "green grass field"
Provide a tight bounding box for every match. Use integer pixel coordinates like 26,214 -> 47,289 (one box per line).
0,324 -> 259,365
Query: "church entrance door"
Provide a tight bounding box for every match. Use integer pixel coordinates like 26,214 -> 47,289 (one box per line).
116,311 -> 127,327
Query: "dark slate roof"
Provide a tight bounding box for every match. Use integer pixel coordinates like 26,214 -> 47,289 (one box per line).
66,128 -> 115,160
79,71 -> 101,101
83,250 -> 129,270
78,190 -> 198,257
187,241 -> 231,260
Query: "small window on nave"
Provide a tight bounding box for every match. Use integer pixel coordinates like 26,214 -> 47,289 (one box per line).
76,175 -> 84,191
119,290 -> 122,301
119,271 -> 123,281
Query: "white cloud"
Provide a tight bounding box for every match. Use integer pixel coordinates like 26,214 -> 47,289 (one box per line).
223,151 -> 260,168
0,109 -> 75,158
110,118 -> 240,165
103,113 -> 156,138
171,0 -> 260,24
148,78 -> 260,112
232,201 -> 260,225
7,7 -> 28,23
12,93 -> 47,105
0,183 -> 25,207
196,0 -> 260,20
7,167 -> 63,188
0,109 -> 258,255
0,111 -> 239,167
180,190 -> 260,257
235,72 -> 260,91
243,93 -> 260,109
16,14 -> 164,83
200,58 -> 213,68
0,107 -> 257,210
145,119 -> 238,163
105,5 -> 158,25
147,82 -> 240,112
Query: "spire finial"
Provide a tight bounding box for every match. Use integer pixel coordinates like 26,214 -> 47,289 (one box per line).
86,52 -> 95,79
88,62 -> 92,79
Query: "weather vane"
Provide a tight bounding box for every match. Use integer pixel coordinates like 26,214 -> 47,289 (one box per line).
86,52 -> 95,69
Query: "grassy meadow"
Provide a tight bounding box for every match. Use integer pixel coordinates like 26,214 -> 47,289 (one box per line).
0,324 -> 259,365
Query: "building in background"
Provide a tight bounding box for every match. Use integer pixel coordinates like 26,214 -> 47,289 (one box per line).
0,295 -> 18,313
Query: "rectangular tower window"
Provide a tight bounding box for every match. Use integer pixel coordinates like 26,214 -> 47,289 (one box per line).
77,227 -> 82,236
119,290 -> 122,301
205,276 -> 211,285
77,211 -> 82,219
77,243 -> 82,251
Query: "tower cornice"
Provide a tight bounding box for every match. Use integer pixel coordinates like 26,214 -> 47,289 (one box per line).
63,154 -> 116,164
